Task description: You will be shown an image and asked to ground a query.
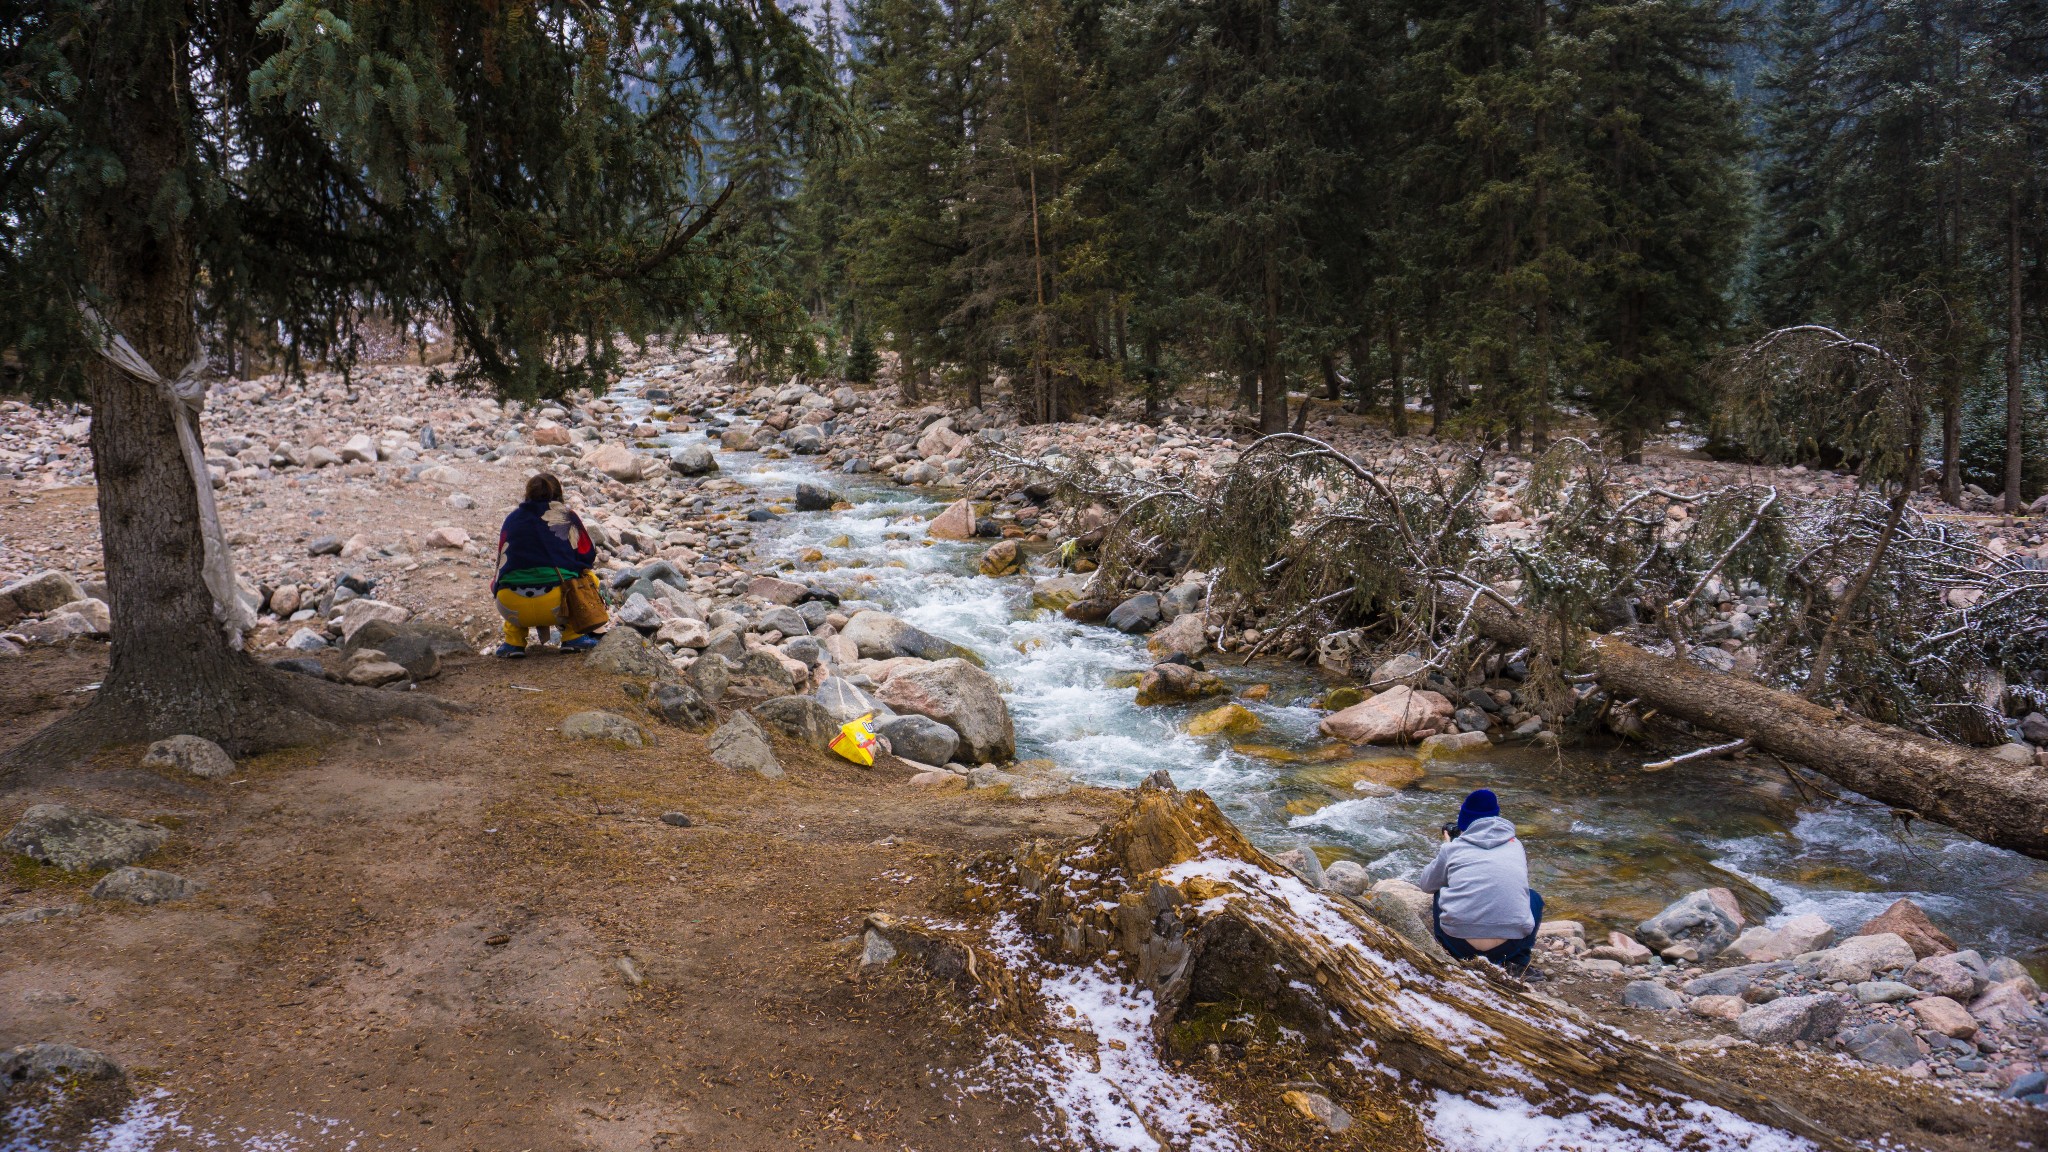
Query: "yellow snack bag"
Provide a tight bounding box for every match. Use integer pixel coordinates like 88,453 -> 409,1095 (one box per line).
830,712 -> 881,767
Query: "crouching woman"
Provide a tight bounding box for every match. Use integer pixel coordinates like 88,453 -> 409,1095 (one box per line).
492,472 -> 607,656
1416,788 -> 1545,977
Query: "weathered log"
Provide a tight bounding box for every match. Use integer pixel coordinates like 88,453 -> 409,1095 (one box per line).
1466,598 -> 2048,860
980,781 -> 1852,1148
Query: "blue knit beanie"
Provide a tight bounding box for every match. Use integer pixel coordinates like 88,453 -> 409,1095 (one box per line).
1455,789 -> 1501,833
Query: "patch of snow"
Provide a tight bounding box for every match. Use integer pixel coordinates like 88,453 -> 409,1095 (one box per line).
1425,1090 -> 1819,1152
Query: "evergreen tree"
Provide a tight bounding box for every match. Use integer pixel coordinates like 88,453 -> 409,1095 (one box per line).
0,0 -> 828,761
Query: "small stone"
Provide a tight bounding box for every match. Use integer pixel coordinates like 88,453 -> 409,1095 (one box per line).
1418,729 -> 1490,756
423,525 -> 470,549
1281,1089 -> 1352,1134
345,660 -> 409,686
1636,888 -> 1744,961
1623,981 -> 1685,1011
1854,980 -> 1921,1003
659,812 -> 693,828
285,628 -> 329,652
1803,933 -> 1916,984
906,770 -> 967,791
306,535 -> 344,556
559,711 -> 644,747
876,714 -> 959,765
0,571 -> 85,616
140,735 -> 234,780
1577,958 -> 1625,976
794,482 -> 835,512
90,866 -> 204,905
977,539 -> 1023,577
1689,995 -> 1746,1020
1910,995 -> 1978,1039
1587,931 -> 1654,965
647,682 -> 713,730
1906,950 -> 1985,1000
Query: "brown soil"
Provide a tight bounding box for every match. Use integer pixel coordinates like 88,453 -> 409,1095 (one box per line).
1,644 -> 1126,1150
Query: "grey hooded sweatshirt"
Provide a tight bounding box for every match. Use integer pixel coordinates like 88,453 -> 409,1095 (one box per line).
1414,816 -> 1534,940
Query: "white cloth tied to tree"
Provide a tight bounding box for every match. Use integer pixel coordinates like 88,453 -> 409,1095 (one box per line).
77,303 -> 256,643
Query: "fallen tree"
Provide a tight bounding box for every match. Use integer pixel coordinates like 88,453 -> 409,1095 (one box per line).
898,780 -> 1857,1149
993,429 -> 2048,861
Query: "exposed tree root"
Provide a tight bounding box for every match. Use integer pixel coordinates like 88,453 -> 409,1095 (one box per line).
0,657 -> 452,776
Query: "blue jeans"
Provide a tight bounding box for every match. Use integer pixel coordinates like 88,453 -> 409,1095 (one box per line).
1432,889 -> 1544,969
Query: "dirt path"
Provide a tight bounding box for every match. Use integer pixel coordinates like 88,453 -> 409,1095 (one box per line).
1,644 -> 1123,1150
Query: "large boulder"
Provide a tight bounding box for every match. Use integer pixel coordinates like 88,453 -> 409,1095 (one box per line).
1906,950 -> 1987,1000
1735,993 -> 1847,1045
685,653 -> 731,703
140,735 -> 234,780
2,805 -> 170,872
839,610 -> 976,663
1134,662 -> 1229,706
1852,898 -> 1956,959
1969,979 -> 2045,1029
668,443 -> 718,475
1106,593 -> 1162,633
1146,612 -> 1208,660
709,713 -> 782,779
928,499 -> 976,540
752,696 -> 840,750
585,628 -> 671,679
875,714 -> 959,766
795,482 -> 835,512
584,442 -> 651,482
0,570 -> 85,622
1800,932 -> 1916,984
876,658 -> 1015,763
1317,685 -> 1454,744
1634,888 -> 1744,960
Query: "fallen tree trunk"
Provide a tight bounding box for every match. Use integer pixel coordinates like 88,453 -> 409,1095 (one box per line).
958,781 -> 1853,1149
1468,599 -> 2048,860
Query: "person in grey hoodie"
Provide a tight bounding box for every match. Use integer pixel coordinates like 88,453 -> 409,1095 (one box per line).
1416,788 -> 1544,975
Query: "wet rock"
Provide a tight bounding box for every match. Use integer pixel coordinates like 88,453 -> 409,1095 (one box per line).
752,695 -> 840,750
2,805 -> 170,872
647,682 -> 713,730
1134,662 -> 1230,706
1736,993 -> 1846,1045
1187,703 -> 1260,737
1623,981 -> 1685,1011
875,714 -> 958,765
91,866 -> 205,905
978,539 -> 1023,577
1635,888 -> 1744,961
928,498 -> 976,540
876,658 -> 1014,763
793,482 -> 835,512
1840,1022 -> 1921,1068
710,713 -> 782,779
1910,995 -> 1978,1039
1106,593 -> 1161,633
585,628 -> 672,679
1146,612 -> 1208,660
560,711 -> 644,747
840,610 -> 975,662
1418,730 -> 1489,756
1970,979 -> 2045,1029
140,735 -> 234,780
668,443 -> 717,475
1802,933 -> 1915,984
1852,898 -> 1955,960
1317,685 -> 1455,744
1906,950 -> 1986,1000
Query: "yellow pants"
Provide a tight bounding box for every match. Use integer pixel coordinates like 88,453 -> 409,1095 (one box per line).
495,573 -> 601,646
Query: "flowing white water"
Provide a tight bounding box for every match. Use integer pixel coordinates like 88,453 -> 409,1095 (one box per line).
618,387 -> 2048,969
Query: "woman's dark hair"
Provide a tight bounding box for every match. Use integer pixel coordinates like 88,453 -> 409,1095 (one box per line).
524,473 -> 564,504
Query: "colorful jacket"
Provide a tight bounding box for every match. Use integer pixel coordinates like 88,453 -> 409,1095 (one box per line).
494,499 -> 596,590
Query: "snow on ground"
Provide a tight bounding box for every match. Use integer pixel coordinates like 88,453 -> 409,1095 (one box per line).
1425,1090 -> 1819,1152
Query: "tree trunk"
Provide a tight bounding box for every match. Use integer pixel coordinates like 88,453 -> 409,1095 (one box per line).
1465,596 -> 2048,861
1258,250 -> 1287,434
968,784 -> 1854,1149
1940,360 -> 1963,506
5,9 -> 446,772
2006,185 -> 2025,515
1319,350 -> 1341,401
1385,321 -> 1407,437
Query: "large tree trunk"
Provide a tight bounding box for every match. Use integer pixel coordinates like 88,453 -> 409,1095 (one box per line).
4,13 -> 444,770
1467,597 -> 2048,860
1258,250 -> 1287,434
2006,185 -> 2025,515
937,783 -> 1853,1149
